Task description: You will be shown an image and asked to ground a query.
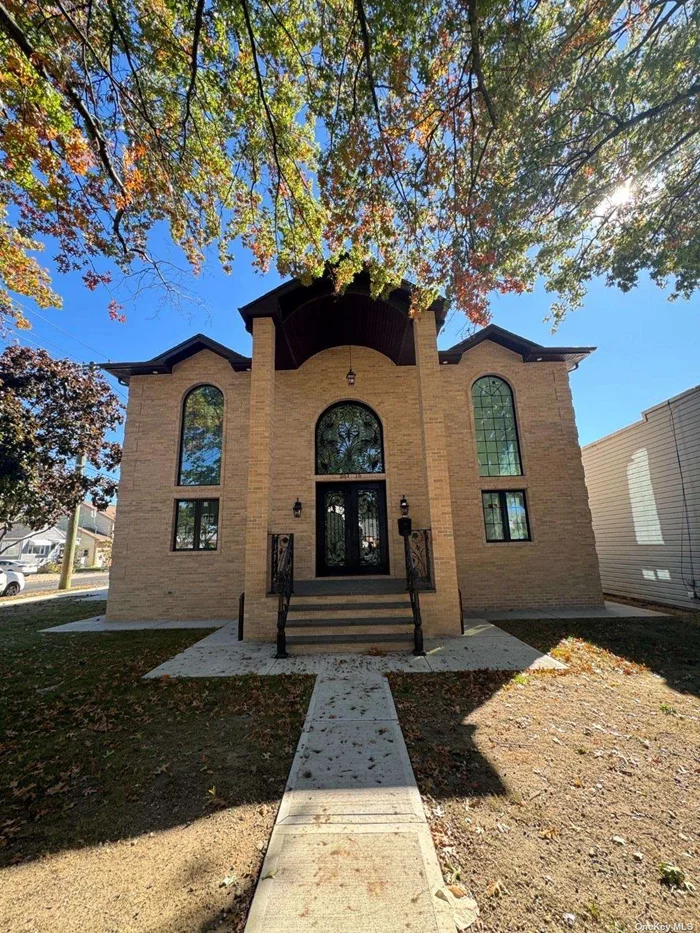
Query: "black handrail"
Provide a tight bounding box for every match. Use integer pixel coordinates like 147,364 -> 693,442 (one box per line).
404,533 -> 426,656
270,533 -> 294,658
238,591 -> 245,641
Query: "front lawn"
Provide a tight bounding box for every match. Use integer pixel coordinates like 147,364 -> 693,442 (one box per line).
390,612 -> 699,932
0,600 -> 313,932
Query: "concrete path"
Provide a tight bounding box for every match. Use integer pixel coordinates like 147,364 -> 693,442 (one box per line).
134,620 -> 565,677
42,599 -> 667,677
245,673 -> 475,932
43,614 -> 226,632
480,599 -> 667,620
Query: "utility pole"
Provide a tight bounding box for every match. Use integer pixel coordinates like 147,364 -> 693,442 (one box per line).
58,453 -> 86,591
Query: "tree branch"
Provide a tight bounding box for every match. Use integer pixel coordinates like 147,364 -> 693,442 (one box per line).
0,1 -> 125,195
467,0 -> 497,128
182,0 -> 206,152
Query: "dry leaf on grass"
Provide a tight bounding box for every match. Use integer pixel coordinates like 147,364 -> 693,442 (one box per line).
435,886 -> 479,931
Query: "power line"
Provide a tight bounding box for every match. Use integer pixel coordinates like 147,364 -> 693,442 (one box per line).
3,329 -> 129,404
23,307 -> 111,361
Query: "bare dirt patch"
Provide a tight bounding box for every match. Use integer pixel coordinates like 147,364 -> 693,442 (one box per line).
0,599 -> 313,931
390,614 -> 699,932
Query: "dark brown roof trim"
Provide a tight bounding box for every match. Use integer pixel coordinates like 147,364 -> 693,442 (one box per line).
102,334 -> 251,385
438,324 -> 595,371
238,268 -> 449,332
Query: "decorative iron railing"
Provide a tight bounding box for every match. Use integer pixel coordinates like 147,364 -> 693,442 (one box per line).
270,532 -> 294,594
403,530 -> 430,656
405,529 -> 433,590
270,533 -> 294,659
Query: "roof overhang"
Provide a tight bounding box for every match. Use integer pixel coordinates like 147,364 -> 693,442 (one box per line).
102,334 -> 251,385
238,269 -> 447,370
438,324 -> 595,372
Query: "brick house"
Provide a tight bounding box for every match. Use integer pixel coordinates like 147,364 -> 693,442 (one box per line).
104,272 -> 603,649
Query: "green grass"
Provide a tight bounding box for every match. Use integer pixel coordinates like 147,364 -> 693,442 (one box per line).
0,599 -> 313,866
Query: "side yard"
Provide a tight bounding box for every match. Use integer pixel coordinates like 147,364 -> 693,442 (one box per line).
0,600 -> 313,932
390,611 -> 699,932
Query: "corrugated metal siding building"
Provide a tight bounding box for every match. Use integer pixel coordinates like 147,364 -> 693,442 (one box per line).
581,386 -> 700,608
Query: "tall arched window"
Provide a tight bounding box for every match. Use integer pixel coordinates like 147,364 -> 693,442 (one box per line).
316,402 -> 384,474
471,376 -> 522,476
178,385 -> 224,485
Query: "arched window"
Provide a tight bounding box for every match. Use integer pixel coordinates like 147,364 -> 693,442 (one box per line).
471,376 -> 522,476
316,402 -> 384,475
178,385 -> 224,485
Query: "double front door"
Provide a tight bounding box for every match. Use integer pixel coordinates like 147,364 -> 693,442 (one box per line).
316,481 -> 389,576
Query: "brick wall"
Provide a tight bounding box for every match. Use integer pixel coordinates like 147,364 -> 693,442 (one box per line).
107,350 -> 250,621
106,334 -> 602,623
270,345 -> 429,583
443,341 -> 603,609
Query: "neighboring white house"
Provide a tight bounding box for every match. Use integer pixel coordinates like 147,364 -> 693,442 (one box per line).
1,525 -> 66,564
2,502 -> 116,569
582,385 -> 700,609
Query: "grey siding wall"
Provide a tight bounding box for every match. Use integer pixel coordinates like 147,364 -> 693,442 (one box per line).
582,386 -> 700,608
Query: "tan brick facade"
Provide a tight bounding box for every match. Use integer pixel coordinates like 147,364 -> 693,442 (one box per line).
106,314 -> 603,630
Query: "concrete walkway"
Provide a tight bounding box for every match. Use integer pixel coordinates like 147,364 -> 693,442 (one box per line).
42,599 -> 667,677
245,673 -> 476,932
136,620 -> 565,677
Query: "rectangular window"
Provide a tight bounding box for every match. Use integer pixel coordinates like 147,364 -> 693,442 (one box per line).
481,490 -> 530,542
173,499 -> 219,551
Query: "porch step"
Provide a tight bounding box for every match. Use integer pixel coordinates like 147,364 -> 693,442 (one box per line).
285,632 -> 414,646
294,579 -> 406,597
286,616 -> 414,628
288,600 -> 408,613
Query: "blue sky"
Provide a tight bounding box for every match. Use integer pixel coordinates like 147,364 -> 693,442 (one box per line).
5,242 -> 699,450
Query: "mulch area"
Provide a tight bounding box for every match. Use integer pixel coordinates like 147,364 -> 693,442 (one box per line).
390,609 -> 699,932
0,600 -> 313,932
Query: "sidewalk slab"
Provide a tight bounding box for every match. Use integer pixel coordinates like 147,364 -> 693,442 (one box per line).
244,673 -> 462,933
424,631 -> 565,672
246,822 -> 449,933
43,616 -> 226,633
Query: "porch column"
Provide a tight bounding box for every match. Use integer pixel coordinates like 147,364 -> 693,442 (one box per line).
413,309 -> 462,634
243,317 -> 277,639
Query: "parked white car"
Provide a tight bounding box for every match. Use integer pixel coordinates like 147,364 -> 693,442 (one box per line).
0,558 -> 38,575
0,569 -> 25,597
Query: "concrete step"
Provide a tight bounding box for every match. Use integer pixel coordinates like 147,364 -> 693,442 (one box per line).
294,579 -> 407,597
289,606 -> 412,621
287,592 -> 409,608
287,617 -> 414,629
286,632 -> 414,646
288,600 -> 409,613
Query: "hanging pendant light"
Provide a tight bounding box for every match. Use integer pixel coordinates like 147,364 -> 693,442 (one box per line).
346,345 -> 356,387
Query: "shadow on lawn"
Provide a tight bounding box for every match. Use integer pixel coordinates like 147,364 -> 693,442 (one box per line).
0,599 -> 313,869
495,610 -> 700,700
391,669 -> 514,800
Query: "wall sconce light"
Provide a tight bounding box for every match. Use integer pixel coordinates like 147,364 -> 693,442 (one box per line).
346,345 -> 356,387
400,495 -> 409,516
293,498 -> 302,519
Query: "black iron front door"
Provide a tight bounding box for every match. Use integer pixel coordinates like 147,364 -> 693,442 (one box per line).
316,481 -> 389,576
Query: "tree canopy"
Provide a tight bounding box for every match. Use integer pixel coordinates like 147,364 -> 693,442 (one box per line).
1,0 -> 698,327
0,345 -> 122,546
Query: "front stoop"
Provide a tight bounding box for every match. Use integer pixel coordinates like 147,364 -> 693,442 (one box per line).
244,673 -> 471,932
282,581 -> 417,653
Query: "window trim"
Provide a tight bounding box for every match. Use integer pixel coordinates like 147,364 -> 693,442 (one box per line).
177,383 -> 224,487
172,498 -> 220,551
471,374 -> 524,478
481,489 -> 531,542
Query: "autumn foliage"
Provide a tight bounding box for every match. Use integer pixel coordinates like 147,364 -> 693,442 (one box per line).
0,1 -> 697,326
0,345 -> 122,545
